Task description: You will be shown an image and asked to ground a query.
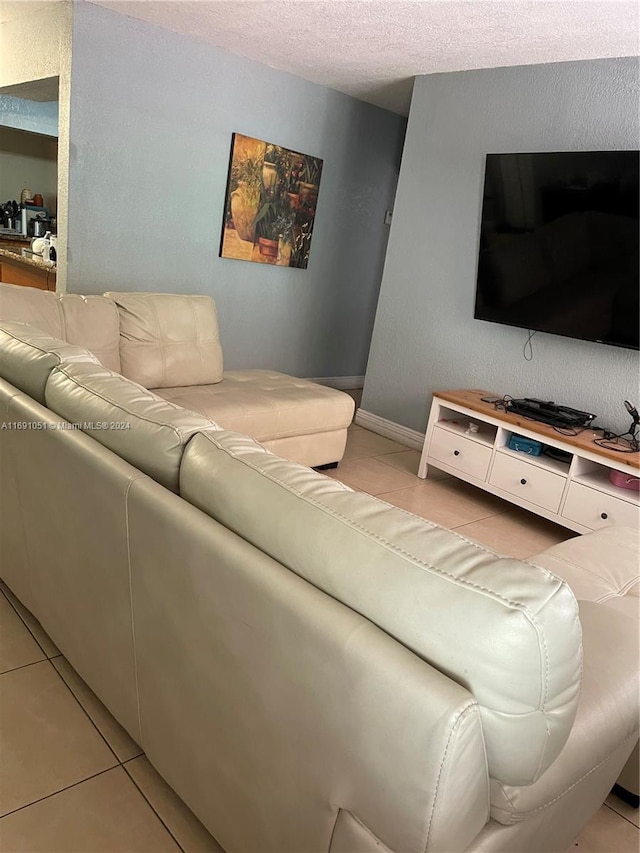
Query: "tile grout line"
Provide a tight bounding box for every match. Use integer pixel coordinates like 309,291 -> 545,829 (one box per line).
603,800 -> 640,830
0,587 -> 57,660
2,594 -> 187,848
0,657 -> 57,678
121,759 -> 188,853
0,588 -> 133,767
46,658 -> 123,767
0,765 -> 116,821
373,481 -> 481,499
450,509 -> 514,528
2,660 -> 175,844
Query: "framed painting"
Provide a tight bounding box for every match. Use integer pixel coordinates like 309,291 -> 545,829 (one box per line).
219,133 -> 323,268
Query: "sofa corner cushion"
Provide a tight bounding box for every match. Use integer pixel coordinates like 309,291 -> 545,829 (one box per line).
0,321 -> 100,404
104,291 -> 223,389
179,430 -> 583,787
529,526 -> 640,619
59,294 -> 121,373
0,281 -> 64,339
44,361 -> 220,492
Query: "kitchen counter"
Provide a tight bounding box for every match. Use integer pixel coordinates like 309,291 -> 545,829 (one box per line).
0,231 -> 32,243
0,247 -> 56,291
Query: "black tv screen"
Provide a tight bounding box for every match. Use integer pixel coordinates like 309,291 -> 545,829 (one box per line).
475,151 -> 639,350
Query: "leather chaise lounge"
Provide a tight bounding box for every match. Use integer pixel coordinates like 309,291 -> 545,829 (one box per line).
0,283 -> 354,468
0,284 -> 638,853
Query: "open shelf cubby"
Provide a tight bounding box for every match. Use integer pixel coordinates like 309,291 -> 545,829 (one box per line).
497,429 -> 574,476
572,458 -> 640,506
436,406 -> 497,447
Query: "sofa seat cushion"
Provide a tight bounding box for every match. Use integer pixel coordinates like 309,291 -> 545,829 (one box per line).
153,370 -> 355,442
530,526 -> 639,620
179,430 -> 583,787
105,292 -> 224,389
0,282 -> 64,339
59,294 -> 121,372
45,361 -> 220,492
0,321 -> 100,403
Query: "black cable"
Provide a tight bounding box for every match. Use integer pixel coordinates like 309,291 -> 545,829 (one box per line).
493,395 -> 513,413
485,393 -> 639,453
552,425 -> 586,437
593,428 -> 639,454
592,408 -> 640,453
523,329 -> 537,362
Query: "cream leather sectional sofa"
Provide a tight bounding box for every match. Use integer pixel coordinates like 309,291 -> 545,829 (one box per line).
0,287 -> 638,853
0,283 -> 354,468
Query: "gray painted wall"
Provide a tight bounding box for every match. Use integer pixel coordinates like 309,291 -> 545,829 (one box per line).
0,96 -> 59,137
363,58 -> 640,434
66,2 -> 405,378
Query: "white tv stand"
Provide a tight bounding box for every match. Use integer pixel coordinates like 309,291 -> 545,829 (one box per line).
418,390 -> 640,534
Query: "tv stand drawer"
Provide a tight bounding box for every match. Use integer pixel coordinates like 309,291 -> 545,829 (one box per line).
429,426 -> 492,480
562,482 -> 638,531
489,451 -> 566,512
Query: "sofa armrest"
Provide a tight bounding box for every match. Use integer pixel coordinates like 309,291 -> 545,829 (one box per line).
490,599 -> 639,824
530,526 -> 640,801
491,601 -> 638,824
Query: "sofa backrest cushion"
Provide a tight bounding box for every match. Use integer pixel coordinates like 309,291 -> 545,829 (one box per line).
0,321 -> 100,404
0,282 -> 64,339
104,292 -> 223,389
59,294 -> 121,372
0,284 -> 121,372
180,430 -> 583,787
45,362 -> 220,492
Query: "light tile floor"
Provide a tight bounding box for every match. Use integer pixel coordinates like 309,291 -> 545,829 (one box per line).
0,419 -> 637,852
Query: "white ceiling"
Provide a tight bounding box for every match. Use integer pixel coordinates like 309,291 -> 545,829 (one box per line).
4,1 -> 639,113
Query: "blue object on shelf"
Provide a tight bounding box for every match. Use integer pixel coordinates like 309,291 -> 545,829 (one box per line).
508,434 -> 543,456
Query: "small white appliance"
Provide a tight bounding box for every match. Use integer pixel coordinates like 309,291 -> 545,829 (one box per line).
30,232 -> 52,260
20,205 -> 48,236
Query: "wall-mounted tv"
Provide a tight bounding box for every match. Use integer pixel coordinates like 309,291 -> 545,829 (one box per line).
474,151 -> 639,350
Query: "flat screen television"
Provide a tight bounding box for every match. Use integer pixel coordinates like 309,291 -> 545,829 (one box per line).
474,151 -> 639,350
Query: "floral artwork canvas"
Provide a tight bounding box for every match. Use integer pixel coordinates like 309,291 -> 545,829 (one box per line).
219,133 -> 323,269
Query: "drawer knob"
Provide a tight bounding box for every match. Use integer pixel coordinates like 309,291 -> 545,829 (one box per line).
453,450 -> 460,456
600,512 -> 608,520
520,478 -> 527,485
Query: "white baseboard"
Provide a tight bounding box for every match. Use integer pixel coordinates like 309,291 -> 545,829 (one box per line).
354,409 -> 425,450
307,375 -> 365,390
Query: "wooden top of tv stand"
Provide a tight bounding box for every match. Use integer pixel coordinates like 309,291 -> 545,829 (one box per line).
435,390 -> 640,471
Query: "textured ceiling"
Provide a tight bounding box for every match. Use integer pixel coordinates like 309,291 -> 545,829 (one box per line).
6,1 -> 640,113
89,0 -> 640,114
